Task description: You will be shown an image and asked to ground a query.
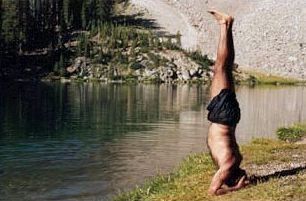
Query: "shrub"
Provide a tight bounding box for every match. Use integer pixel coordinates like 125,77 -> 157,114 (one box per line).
129,62 -> 143,70
186,50 -> 214,70
277,124 -> 306,142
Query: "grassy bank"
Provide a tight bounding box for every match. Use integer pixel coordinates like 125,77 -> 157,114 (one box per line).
237,69 -> 305,85
113,139 -> 306,201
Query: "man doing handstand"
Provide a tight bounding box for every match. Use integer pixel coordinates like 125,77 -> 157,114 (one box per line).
206,10 -> 248,195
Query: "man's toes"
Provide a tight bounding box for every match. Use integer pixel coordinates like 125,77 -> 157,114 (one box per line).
207,10 -> 216,14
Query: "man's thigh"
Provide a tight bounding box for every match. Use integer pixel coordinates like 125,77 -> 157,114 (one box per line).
211,72 -> 231,98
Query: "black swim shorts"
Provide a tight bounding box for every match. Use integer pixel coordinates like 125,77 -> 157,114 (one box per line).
207,89 -> 241,126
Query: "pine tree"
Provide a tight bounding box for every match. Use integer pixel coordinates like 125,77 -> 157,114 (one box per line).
63,0 -> 71,28
81,1 -> 89,29
0,0 -> 120,77
1,1 -> 19,50
71,0 -> 82,29
0,0 -> 2,29
0,0 -> 3,73
59,52 -> 65,76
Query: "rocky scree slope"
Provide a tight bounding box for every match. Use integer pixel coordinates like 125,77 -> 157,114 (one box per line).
132,0 -> 306,79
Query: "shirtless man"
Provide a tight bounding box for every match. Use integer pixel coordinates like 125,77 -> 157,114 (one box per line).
206,10 -> 248,195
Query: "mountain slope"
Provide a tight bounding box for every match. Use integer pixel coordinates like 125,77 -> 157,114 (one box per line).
130,0 -> 306,79
130,0 -> 199,51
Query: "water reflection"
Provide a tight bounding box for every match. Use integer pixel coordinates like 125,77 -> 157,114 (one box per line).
0,83 -> 306,200
236,86 -> 306,142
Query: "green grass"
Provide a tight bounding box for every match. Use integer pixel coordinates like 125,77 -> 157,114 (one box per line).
113,139 -> 306,201
277,124 -> 306,142
237,69 -> 304,85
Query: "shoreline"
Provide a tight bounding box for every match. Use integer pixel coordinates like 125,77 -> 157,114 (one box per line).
7,70 -> 306,86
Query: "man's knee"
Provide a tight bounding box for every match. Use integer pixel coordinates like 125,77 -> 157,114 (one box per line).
213,64 -> 226,74
212,66 -> 231,81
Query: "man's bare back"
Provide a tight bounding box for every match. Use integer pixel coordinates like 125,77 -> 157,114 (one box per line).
206,10 -> 248,195
207,124 -> 247,195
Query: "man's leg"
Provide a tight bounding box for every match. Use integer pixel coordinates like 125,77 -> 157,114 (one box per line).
209,10 -> 235,98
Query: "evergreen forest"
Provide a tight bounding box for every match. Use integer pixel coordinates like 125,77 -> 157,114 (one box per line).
0,0 -> 212,82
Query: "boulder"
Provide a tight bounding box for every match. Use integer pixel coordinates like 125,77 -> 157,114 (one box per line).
166,68 -> 174,77
189,68 -> 197,77
159,72 -> 167,82
67,57 -> 86,73
181,70 -> 191,80
140,60 -> 154,69
144,68 -> 158,78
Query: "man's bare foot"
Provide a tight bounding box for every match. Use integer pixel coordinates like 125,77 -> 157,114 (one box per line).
207,10 -> 234,26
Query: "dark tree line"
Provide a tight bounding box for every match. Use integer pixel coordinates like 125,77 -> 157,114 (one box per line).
0,0 -> 118,52
0,0 -> 129,79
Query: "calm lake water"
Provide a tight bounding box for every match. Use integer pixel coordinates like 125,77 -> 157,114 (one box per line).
1,83 -> 306,201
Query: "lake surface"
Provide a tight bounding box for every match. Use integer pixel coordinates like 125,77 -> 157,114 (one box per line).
0,83 -> 306,201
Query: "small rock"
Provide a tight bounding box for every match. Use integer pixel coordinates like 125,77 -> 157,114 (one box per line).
189,68 -> 197,77
181,70 -> 191,80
